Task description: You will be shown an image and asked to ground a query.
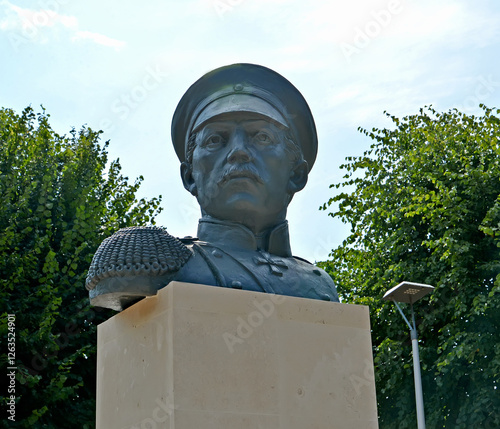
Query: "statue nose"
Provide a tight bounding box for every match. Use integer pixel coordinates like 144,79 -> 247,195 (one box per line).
227,129 -> 253,163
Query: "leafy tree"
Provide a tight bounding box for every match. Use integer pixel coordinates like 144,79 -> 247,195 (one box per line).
320,105 -> 500,428
0,106 -> 162,428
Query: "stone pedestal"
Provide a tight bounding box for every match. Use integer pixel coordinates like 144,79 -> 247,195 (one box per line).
96,282 -> 378,428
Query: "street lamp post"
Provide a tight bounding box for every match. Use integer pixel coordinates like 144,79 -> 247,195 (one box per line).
383,281 -> 434,429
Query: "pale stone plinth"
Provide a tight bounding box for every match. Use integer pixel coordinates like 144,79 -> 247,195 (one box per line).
96,282 -> 378,429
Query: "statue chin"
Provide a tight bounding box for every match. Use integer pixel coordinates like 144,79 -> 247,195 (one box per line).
199,185 -> 290,229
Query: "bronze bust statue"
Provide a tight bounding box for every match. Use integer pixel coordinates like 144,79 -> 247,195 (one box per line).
86,64 -> 339,310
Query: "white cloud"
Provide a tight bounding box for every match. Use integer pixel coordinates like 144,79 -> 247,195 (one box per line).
72,30 -> 125,50
0,0 -> 125,49
11,4 -> 77,29
0,1 -> 77,31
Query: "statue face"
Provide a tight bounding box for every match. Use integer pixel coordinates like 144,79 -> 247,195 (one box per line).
182,113 -> 308,233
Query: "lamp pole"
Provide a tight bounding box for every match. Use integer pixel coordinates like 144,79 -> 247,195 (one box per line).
383,281 -> 434,429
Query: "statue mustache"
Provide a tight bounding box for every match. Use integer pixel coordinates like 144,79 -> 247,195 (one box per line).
218,165 -> 264,185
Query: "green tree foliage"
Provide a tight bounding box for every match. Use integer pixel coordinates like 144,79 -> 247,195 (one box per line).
320,105 -> 500,428
0,106 -> 162,428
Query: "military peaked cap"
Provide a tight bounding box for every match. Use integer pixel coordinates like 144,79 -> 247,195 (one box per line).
171,63 -> 318,171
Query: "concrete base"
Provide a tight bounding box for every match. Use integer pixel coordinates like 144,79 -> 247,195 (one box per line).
96,282 -> 378,428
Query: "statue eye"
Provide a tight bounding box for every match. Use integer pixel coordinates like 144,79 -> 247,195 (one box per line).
254,132 -> 274,146
203,134 -> 225,149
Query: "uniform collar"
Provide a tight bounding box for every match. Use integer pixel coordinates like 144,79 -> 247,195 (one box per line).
197,216 -> 292,257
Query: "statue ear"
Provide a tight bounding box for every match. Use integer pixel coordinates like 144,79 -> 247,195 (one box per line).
181,162 -> 197,196
288,159 -> 308,194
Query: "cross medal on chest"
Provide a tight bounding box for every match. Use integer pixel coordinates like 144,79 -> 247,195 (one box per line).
253,251 -> 288,276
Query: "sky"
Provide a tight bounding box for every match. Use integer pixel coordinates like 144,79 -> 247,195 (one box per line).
2,0 -> 500,263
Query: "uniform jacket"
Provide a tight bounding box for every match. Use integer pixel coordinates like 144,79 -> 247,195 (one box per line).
172,216 -> 339,302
